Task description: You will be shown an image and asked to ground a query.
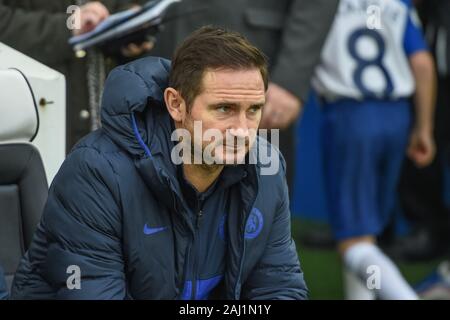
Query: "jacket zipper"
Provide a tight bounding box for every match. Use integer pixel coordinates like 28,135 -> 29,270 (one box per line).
234,215 -> 247,299
233,196 -> 257,299
191,203 -> 203,299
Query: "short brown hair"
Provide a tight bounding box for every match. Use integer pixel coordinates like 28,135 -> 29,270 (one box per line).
169,26 -> 268,108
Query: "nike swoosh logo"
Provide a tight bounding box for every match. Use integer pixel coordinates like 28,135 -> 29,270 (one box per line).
143,224 -> 168,235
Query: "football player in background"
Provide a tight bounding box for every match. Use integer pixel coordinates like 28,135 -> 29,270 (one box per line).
313,0 -> 436,299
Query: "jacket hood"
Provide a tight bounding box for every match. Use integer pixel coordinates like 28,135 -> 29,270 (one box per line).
101,56 -> 191,216
101,56 -> 171,158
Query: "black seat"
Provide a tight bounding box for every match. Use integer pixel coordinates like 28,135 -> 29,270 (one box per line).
0,69 -> 48,293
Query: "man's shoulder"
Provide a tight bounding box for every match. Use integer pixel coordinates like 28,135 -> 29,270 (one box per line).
252,135 -> 287,180
249,135 -> 288,213
71,129 -> 124,156
46,130 -> 124,235
58,129 -> 134,188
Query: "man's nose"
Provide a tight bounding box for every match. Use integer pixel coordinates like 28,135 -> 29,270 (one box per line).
229,113 -> 250,137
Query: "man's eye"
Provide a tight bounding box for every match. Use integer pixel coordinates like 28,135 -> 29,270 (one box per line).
217,105 -> 230,113
248,106 -> 261,114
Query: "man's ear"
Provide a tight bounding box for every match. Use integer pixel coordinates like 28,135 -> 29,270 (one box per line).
164,87 -> 186,122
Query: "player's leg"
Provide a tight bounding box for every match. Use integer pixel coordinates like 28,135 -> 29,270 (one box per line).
371,99 -> 417,299
340,236 -> 376,300
322,99 -> 417,299
321,99 -> 379,299
338,100 -> 416,300
343,267 -> 376,300
338,236 -> 418,300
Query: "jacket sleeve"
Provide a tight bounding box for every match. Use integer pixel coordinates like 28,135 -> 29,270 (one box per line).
241,157 -> 309,300
0,265 -> 8,300
38,147 -> 126,299
0,2 -> 73,65
270,0 -> 339,101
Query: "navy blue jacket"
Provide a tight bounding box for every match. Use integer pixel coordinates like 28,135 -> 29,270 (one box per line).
0,265 -> 8,299
11,57 -> 308,300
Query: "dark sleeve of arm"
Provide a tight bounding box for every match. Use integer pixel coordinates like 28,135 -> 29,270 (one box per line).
270,0 -> 339,101
41,147 -> 126,299
241,157 -> 309,300
0,4 -> 73,65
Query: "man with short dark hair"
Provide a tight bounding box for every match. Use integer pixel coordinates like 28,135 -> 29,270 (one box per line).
11,26 -> 308,300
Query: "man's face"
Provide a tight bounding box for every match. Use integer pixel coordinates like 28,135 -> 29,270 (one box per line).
181,68 -> 265,165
